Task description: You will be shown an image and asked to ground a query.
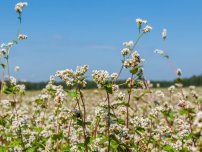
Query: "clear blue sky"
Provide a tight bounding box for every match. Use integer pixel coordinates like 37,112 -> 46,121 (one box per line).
0,0 -> 202,81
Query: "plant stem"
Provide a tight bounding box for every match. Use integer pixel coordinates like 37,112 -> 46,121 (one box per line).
106,92 -> 111,152
126,74 -> 133,128
78,88 -> 88,152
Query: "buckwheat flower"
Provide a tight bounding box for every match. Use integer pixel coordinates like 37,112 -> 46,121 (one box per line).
121,48 -> 130,56
15,2 -> 28,13
168,85 -> 175,93
49,75 -> 55,83
75,65 -> 89,76
189,85 -> 196,90
154,49 -> 164,55
123,40 -> 134,50
92,70 -> 109,86
18,34 -> 28,40
126,77 -> 135,87
176,68 -> 182,77
136,18 -> 147,27
193,111 -> 202,128
15,66 -> 20,72
10,76 -> 17,85
16,84 -> 25,93
142,25 -> 152,33
162,28 -> 167,40
115,92 -> 125,101
123,51 -> 141,68
111,73 -> 118,81
112,84 -> 119,92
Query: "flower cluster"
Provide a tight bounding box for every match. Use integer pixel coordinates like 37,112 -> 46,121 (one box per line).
92,70 -> 109,87
15,2 -> 28,13
56,65 -> 89,87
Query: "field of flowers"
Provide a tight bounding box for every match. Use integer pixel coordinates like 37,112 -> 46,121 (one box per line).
0,2 -> 202,152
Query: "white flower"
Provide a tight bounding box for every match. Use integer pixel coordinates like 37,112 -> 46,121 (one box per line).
154,49 -> 164,55
92,70 -> 109,86
162,28 -> 167,40
15,2 -> 28,13
136,18 -> 147,27
176,68 -> 182,77
10,76 -> 17,85
123,41 -> 134,50
142,25 -> 152,33
15,66 -> 20,72
111,73 -> 118,81
121,48 -> 130,56
18,34 -> 28,40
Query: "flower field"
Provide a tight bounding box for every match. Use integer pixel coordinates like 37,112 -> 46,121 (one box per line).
0,2 -> 202,152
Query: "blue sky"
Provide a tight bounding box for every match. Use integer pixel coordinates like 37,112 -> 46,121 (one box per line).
0,0 -> 202,81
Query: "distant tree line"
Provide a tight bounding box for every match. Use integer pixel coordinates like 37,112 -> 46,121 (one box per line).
18,74 -> 202,91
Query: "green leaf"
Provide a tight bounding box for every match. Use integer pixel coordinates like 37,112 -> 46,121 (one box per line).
163,145 -> 176,152
130,65 -> 139,74
104,83 -> 113,94
68,91 -> 78,98
110,139 -> 119,149
3,84 -> 14,95
52,131 -> 63,141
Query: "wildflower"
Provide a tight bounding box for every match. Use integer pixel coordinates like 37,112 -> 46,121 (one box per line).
162,28 -> 167,40
18,34 -> 28,40
126,77 -> 135,87
15,2 -> 28,13
115,92 -> 125,101
121,48 -> 130,56
176,68 -> 182,77
136,18 -> 147,27
10,76 -> 17,85
193,111 -> 202,128
142,25 -> 152,33
16,84 -> 26,93
15,66 -> 20,72
124,51 -> 141,68
111,73 -> 118,81
168,85 -> 175,93
123,41 -> 134,50
154,49 -> 164,55
92,70 -> 109,86
112,84 -> 119,92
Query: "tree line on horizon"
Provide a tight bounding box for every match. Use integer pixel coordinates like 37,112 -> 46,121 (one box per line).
19,74 -> 202,91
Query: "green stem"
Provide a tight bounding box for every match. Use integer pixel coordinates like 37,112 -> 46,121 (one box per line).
106,92 -> 111,152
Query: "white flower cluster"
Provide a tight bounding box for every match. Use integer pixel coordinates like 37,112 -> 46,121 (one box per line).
110,73 -> 118,81
142,25 -> 152,33
15,2 -> 28,13
136,18 -> 147,27
176,68 -> 182,77
56,65 -> 89,87
126,77 -> 135,87
162,28 -> 167,40
0,42 -> 14,57
92,70 -> 109,87
18,34 -> 28,40
123,51 -> 141,68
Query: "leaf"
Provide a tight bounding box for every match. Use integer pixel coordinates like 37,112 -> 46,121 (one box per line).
110,139 -> 119,149
104,83 -> 113,94
52,131 -> 63,141
68,91 -> 78,98
130,65 -> 139,74
163,145 -> 176,152
3,84 -> 14,95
